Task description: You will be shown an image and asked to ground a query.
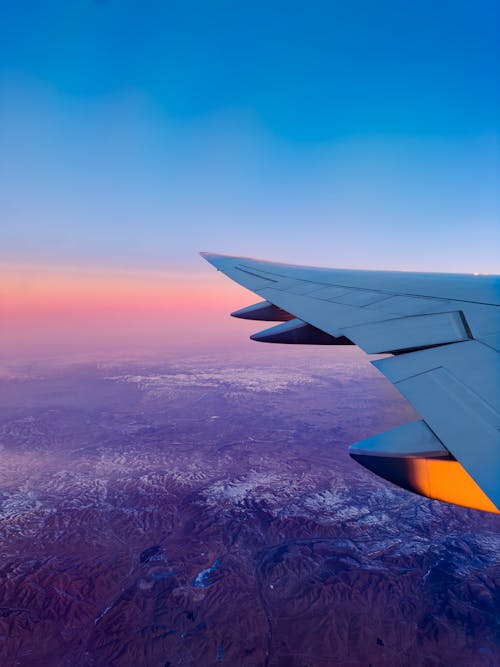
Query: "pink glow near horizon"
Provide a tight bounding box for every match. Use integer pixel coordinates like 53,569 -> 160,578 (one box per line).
0,265 -> 259,362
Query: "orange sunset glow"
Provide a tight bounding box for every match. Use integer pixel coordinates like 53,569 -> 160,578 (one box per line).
0,264 -> 257,361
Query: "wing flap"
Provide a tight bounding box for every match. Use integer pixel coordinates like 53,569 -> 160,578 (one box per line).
396,368 -> 500,509
374,341 -> 500,509
373,340 -> 499,405
341,311 -> 470,354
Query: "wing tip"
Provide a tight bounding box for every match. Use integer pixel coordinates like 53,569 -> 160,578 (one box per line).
200,251 -> 249,271
199,251 -> 226,270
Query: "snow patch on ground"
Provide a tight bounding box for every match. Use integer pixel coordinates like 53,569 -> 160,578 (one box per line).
107,366 -> 328,397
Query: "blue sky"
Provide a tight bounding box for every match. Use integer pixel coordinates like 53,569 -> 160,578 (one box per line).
1,0 -> 499,272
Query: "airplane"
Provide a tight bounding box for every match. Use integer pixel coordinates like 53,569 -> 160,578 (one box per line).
201,252 -> 500,514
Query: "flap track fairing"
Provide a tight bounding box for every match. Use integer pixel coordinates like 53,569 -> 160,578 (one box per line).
250,318 -> 354,345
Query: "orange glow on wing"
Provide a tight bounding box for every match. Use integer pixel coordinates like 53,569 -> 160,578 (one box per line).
409,457 -> 499,514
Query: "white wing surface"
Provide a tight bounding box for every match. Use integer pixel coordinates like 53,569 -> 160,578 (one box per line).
201,252 -> 500,513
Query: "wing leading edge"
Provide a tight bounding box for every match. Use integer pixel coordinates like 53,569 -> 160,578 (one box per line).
201,252 -> 500,513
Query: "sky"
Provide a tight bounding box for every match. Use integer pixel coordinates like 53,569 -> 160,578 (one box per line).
1,1 -> 499,360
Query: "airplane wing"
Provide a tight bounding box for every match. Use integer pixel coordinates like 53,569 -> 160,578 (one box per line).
201,252 -> 500,514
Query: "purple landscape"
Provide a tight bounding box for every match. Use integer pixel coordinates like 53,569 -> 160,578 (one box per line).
0,348 -> 498,666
